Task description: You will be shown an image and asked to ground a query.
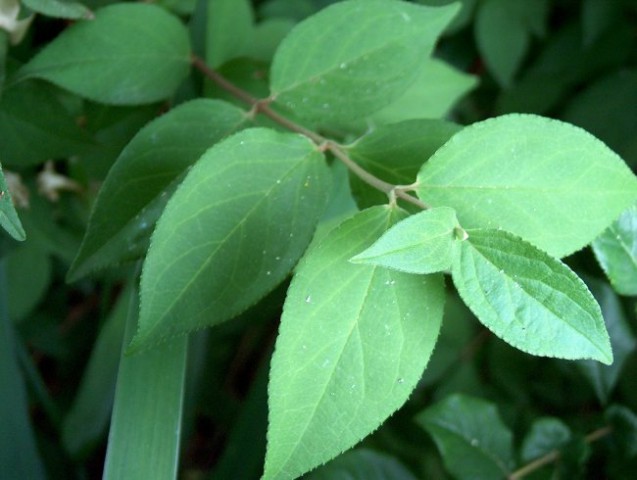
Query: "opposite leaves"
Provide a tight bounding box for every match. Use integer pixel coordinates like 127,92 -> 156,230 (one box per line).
417,114 -> 637,258
270,0 -> 459,123
265,206 -> 445,480
452,229 -> 612,364
132,128 -> 329,350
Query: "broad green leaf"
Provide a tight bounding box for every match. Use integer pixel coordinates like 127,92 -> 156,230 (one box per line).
346,119 -> 461,209
451,228 -> 612,364
250,18 -> 294,63
0,81 -> 93,167
475,0 -> 529,87
520,417 -> 571,462
270,0 -> 459,123
351,207 -> 459,274
417,114 -> 637,258
62,282 -> 128,458
68,99 -> 248,281
0,164 -> 25,241
592,204 -> 637,296
103,275 -> 187,480
0,260 -> 46,480
206,0 -> 254,68
306,448 -> 418,480
22,0 -> 93,19
18,4 -> 191,105
265,206 -> 445,480
576,278 -> 636,404
133,128 -> 329,350
370,58 -> 477,125
416,394 -> 515,480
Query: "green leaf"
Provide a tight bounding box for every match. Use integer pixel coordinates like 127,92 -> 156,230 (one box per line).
68,99 -> 248,281
416,394 -> 515,480
0,81 -> 93,167
370,58 -> 477,125
62,282 -> 128,459
351,207 -> 459,274
6,241 -> 51,321
270,0 -> 459,123
605,405 -> 637,458
22,0 -> 93,19
417,114 -> 637,258
582,0 -> 621,46
0,165 -> 25,241
103,274 -> 187,480
133,128 -> 329,350
18,4 -> 191,105
475,0 -> 529,87
0,260 -> 46,480
451,228 -> 612,364
592,204 -> 637,296
206,0 -> 254,68
264,206 -> 445,480
346,118 -> 461,209
306,448 -> 418,480
576,278 -> 636,404
520,417 -> 571,462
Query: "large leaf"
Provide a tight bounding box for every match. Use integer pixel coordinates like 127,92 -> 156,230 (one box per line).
592,203 -> 637,296
351,207 -> 459,274
417,114 -> 637,258
68,99 -> 248,281
451,228 -> 612,364
133,128 -> 329,350
0,165 -> 25,241
103,275 -> 187,480
269,0 -> 459,123
416,394 -> 515,480
0,81 -> 93,167
18,3 -> 191,105
346,119 -> 461,209
264,206 -> 445,480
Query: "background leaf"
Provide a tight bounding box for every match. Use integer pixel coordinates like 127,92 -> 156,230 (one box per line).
0,164 -> 25,241
134,128 -> 329,349
269,0 -> 459,122
22,0 -> 93,19
206,0 -> 254,68
18,3 -> 191,105
592,203 -> 637,296
306,448 -> 418,480
351,207 -> 458,274
103,275 -> 187,480
68,99 -> 248,281
346,119 -> 461,209
416,394 -> 515,480
520,417 -> 571,462
451,229 -> 612,363
264,206 -> 445,480
417,114 -> 637,258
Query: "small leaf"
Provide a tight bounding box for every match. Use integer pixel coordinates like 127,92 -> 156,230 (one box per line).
22,0 -> 93,19
416,394 -> 515,480
18,4 -> 191,105
451,229 -> 612,364
133,128 -> 329,350
521,417 -> 571,462
68,99 -> 248,281
576,278 -> 636,404
605,405 -> 637,458
270,0 -> 459,122
264,206 -> 445,480
592,203 -> 637,296
475,0 -> 529,87
351,207 -> 458,274
0,164 -> 25,241
306,448 -> 418,480
346,118 -> 461,209
206,0 -> 254,68
417,114 -> 637,258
